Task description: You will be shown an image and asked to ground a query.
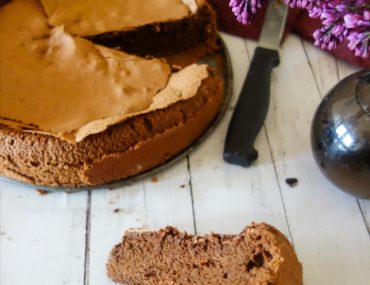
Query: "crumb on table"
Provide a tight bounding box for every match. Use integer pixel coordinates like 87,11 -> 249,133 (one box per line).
285,178 -> 299,187
36,189 -> 49,195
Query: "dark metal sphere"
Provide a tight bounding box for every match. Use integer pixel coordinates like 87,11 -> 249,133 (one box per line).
311,69 -> 370,198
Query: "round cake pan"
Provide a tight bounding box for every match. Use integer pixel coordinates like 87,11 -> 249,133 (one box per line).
1,36 -> 233,193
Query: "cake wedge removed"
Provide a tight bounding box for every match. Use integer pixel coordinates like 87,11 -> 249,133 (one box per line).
107,223 -> 303,285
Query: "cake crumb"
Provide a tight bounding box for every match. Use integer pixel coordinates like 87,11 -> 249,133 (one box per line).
36,189 -> 49,195
151,176 -> 158,183
285,178 -> 298,187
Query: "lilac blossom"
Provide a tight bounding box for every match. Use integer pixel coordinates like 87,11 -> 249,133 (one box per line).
229,0 -> 263,24
286,0 -> 370,59
348,31 -> 370,57
229,0 -> 370,58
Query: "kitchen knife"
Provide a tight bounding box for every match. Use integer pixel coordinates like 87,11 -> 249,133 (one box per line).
224,0 -> 288,167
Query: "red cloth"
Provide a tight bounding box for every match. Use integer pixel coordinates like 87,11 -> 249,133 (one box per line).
210,1 -> 370,68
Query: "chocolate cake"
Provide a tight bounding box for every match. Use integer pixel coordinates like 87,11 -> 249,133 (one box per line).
0,0 -> 223,187
107,223 -> 303,285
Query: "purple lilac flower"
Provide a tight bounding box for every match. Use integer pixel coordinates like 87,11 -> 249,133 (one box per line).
229,0 -> 263,24
348,31 -> 370,58
284,0 -> 370,58
285,0 -> 321,10
344,13 -> 361,28
364,10 -> 370,20
230,0 -> 370,58
313,25 -> 339,49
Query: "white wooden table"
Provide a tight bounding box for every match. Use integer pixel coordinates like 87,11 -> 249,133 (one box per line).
1,34 -> 369,285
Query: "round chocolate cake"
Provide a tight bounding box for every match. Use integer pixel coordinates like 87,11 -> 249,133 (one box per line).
0,0 -> 224,187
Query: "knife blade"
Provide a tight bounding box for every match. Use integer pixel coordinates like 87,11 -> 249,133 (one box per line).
224,0 -> 288,167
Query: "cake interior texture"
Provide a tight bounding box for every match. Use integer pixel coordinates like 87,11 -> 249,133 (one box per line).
40,0 -> 217,57
0,0 -> 223,187
87,2 -> 218,57
107,223 -> 303,285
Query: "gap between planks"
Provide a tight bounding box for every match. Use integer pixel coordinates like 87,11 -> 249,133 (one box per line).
186,156 -> 198,235
83,190 -> 92,285
262,126 -> 295,247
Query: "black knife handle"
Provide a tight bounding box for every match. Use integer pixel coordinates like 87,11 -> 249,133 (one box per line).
224,47 -> 280,167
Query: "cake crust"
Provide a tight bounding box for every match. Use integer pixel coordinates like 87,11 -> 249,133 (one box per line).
0,75 -> 224,187
107,223 -> 303,285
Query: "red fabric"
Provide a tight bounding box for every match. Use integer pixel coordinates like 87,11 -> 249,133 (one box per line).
210,1 -> 370,68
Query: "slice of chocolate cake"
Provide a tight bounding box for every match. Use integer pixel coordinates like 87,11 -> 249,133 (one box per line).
107,223 -> 303,285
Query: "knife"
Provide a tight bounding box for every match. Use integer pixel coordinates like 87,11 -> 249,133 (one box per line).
224,0 -> 288,167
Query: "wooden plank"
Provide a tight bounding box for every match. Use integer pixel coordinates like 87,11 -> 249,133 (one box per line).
301,41 -> 338,98
189,35 -> 291,238
244,35 -> 370,284
189,110 -> 291,237
0,181 -> 87,285
87,160 -> 194,285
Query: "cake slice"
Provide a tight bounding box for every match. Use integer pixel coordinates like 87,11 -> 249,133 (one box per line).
107,223 -> 303,285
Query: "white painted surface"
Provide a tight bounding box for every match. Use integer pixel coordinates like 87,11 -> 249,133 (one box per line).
0,34 -> 369,285
0,182 -> 87,285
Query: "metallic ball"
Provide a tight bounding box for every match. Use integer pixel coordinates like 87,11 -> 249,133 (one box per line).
311,69 -> 370,198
